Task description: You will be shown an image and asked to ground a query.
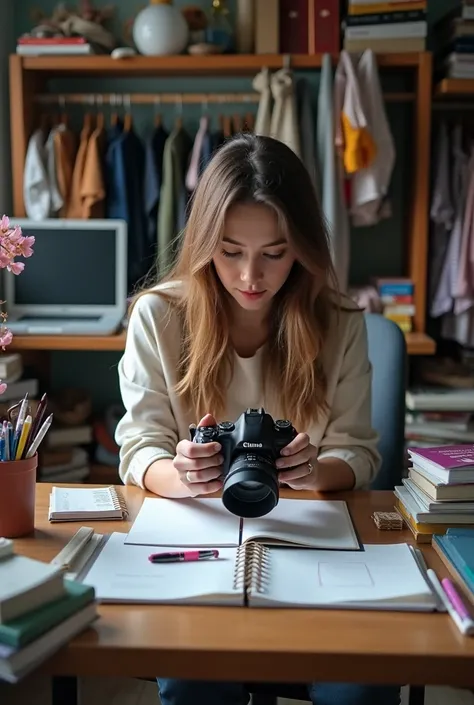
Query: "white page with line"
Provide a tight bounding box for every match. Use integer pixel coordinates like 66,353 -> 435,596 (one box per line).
81,532 -> 242,605
241,499 -> 360,550
124,497 -> 241,547
248,543 -> 437,611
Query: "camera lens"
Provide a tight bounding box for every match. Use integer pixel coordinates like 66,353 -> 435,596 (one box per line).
222,453 -> 279,518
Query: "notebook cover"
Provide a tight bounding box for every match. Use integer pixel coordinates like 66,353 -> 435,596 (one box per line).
409,445 -> 474,470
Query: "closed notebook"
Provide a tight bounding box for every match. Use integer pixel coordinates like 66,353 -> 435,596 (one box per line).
0,555 -> 65,624
124,496 -> 360,551
81,533 -> 437,611
48,486 -> 129,522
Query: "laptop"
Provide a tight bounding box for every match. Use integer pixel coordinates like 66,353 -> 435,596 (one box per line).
3,219 -> 128,336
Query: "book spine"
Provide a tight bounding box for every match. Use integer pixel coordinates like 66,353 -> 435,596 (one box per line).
345,10 -> 426,25
109,486 -> 129,519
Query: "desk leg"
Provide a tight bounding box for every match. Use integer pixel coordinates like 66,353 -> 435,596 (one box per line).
408,685 -> 425,705
51,676 -> 78,705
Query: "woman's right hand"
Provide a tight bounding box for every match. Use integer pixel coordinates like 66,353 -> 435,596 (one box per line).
173,414 -> 224,496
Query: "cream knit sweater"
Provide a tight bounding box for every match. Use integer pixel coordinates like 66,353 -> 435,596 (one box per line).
115,281 -> 381,490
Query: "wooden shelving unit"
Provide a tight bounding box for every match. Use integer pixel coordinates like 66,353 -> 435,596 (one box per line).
435,78 -> 474,97
9,52 -> 435,356
18,52 -> 423,76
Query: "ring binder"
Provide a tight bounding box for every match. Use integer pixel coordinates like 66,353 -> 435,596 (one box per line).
232,541 -> 270,596
110,487 -> 129,519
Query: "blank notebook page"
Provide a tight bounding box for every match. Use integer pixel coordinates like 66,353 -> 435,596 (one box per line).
124,497 -> 241,547
249,543 -> 437,611
82,532 -> 241,605
241,499 -> 360,550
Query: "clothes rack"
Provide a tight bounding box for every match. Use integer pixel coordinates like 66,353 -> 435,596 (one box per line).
34,91 -> 415,105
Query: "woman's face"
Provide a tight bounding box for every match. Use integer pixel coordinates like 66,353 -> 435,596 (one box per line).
212,203 -> 296,314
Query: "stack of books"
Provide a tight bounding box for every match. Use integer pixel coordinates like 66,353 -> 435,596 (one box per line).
0,548 -> 97,683
395,444 -> 474,544
343,0 -> 427,53
373,277 -> 415,333
434,1 -> 474,80
405,387 -> 474,447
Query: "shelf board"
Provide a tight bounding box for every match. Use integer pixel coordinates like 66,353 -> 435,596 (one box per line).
8,329 -> 434,354
405,332 -> 436,355
16,52 -> 425,76
435,78 -> 474,97
9,331 -> 127,351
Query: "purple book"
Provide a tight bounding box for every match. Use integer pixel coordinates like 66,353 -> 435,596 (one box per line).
409,445 -> 474,470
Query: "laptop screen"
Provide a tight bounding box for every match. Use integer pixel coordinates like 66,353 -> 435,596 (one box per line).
12,226 -> 117,307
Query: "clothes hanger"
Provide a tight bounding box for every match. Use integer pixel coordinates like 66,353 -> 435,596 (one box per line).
110,94 -> 120,128
154,96 -> 162,128
123,94 -> 133,132
58,95 -> 68,126
174,95 -> 183,130
95,95 -> 104,131
244,112 -> 255,132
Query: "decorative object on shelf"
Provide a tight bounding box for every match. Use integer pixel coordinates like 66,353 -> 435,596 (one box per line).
235,0 -> 254,54
205,0 -> 233,54
132,0 -> 189,56
182,5 -> 208,46
25,1 -> 117,54
0,217 -> 35,391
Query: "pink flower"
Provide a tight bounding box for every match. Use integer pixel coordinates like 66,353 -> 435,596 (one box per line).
19,235 -> 35,258
0,382 -> 7,395
0,215 -> 10,231
8,261 -> 25,275
0,329 -> 13,347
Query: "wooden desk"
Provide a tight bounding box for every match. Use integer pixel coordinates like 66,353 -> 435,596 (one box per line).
11,484 -> 474,689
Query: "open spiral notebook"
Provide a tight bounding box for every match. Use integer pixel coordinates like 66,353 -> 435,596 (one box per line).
78,532 -> 438,612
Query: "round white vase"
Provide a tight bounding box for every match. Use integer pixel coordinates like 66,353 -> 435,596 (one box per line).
133,0 -> 189,56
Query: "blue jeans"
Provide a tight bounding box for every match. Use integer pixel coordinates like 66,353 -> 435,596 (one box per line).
157,678 -> 401,705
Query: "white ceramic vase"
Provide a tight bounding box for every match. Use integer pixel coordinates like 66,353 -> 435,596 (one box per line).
133,0 -> 189,56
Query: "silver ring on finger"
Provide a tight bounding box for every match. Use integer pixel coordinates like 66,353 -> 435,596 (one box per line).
186,470 -> 193,483
307,462 -> 313,475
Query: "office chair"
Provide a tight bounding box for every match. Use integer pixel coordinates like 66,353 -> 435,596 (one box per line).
249,314 -> 424,705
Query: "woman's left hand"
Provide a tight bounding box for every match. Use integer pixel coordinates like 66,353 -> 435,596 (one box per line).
275,432 -> 319,490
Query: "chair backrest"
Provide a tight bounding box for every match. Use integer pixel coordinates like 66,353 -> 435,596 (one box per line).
364,313 -> 407,490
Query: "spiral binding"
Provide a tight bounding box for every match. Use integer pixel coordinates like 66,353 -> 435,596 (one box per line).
108,486 -> 129,519
232,541 -> 270,595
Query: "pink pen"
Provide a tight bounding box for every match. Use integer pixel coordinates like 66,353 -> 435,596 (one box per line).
148,549 -> 219,564
441,578 -> 473,622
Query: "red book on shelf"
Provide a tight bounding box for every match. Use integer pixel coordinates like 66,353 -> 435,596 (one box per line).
308,0 -> 340,54
279,0 -> 309,53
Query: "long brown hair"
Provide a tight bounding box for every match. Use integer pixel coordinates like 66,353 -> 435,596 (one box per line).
136,133 -> 343,430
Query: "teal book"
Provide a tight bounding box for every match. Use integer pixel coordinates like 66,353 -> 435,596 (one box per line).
0,580 -> 95,649
434,529 -> 474,594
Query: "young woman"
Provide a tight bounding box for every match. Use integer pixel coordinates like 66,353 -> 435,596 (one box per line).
115,134 -> 400,705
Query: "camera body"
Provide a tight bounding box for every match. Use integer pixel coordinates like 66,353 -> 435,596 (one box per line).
190,407 -> 297,518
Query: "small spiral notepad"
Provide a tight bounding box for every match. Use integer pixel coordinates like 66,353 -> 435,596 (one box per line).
48,486 -> 129,523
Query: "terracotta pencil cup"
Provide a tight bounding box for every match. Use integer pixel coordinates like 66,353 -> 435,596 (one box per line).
0,454 -> 38,538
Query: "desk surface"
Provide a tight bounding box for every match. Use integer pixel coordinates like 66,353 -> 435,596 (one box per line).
11,483 -> 474,686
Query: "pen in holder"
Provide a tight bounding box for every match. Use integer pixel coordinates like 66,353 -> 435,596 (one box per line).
0,453 -> 38,538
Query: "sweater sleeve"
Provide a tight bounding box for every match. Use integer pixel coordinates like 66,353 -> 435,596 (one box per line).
115,293 -> 179,488
317,311 -> 381,489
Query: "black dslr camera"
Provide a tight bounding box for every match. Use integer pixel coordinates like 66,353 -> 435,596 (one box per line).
190,407 -> 297,518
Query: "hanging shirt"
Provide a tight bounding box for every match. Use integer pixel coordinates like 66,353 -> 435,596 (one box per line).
44,125 -> 64,216
106,124 -> 148,289
269,67 -> 301,158
81,122 -> 106,219
297,78 -> 319,191
53,123 -> 77,217
23,128 -> 50,221
317,54 -> 350,293
157,126 -> 193,278
67,119 -> 94,218
144,124 -> 169,252
185,115 -> 210,191
253,67 -> 272,137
